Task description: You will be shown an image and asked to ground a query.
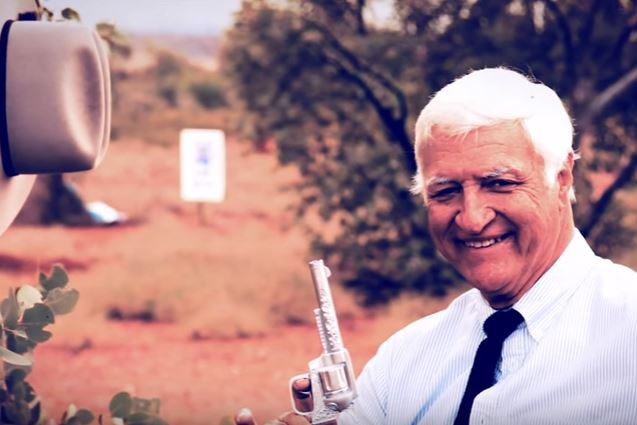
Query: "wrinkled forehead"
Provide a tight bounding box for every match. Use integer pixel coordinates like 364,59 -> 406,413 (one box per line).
417,122 -> 545,178
417,121 -> 535,158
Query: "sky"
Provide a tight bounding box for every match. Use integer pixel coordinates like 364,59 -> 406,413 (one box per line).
41,0 -> 243,35
41,0 -> 393,35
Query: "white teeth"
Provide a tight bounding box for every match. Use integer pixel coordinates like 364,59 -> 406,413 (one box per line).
464,235 -> 506,248
465,239 -> 496,248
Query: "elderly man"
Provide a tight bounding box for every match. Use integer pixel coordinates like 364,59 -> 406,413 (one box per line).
238,67 -> 637,425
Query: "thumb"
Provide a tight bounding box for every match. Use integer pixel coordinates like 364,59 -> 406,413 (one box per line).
262,412 -> 312,425
235,407 -> 257,425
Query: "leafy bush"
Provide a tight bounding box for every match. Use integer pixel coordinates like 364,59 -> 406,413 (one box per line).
189,81 -> 227,109
0,265 -> 169,425
157,81 -> 179,107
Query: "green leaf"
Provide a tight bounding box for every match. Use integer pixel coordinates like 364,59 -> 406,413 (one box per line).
61,8 -> 81,21
24,325 -> 52,343
16,285 -> 43,312
39,265 -> 69,291
45,288 -> 79,315
61,403 -> 76,424
127,412 -> 168,425
131,397 -> 160,415
74,409 -> 95,425
29,400 -> 41,425
16,400 -> 30,424
6,369 -> 26,390
1,399 -> 29,424
2,401 -> 18,423
7,333 -> 36,354
22,381 -> 35,403
66,417 -> 82,425
0,346 -> 32,366
1,289 -> 20,329
127,412 -> 151,423
22,304 -> 55,328
9,381 -> 26,402
109,392 -> 132,418
7,329 -> 28,339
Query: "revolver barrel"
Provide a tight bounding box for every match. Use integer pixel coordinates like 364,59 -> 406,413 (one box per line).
309,259 -> 343,353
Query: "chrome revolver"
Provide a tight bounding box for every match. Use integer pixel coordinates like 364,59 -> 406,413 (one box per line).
289,259 -> 357,424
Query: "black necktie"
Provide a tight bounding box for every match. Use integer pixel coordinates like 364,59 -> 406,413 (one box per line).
453,309 -> 525,425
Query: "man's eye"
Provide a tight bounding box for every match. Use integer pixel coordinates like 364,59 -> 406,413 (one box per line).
484,179 -> 517,190
429,187 -> 459,199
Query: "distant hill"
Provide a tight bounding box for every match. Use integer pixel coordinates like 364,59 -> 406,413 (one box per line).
115,32 -> 222,72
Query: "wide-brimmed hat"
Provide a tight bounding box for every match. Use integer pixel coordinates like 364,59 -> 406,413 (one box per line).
0,19 -> 111,234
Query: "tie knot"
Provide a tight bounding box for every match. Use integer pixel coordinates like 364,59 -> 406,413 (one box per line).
483,309 -> 524,341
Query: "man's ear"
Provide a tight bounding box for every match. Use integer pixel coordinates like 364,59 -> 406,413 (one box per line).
557,151 -> 575,199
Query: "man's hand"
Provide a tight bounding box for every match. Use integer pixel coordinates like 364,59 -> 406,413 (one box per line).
233,408 -> 311,425
234,378 -> 317,425
234,408 -> 257,425
290,377 -> 313,414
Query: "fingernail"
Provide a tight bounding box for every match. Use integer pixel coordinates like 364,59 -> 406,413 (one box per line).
236,407 -> 253,420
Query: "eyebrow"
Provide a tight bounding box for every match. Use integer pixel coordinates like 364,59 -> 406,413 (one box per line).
424,176 -> 454,189
424,167 -> 518,189
483,167 -> 514,179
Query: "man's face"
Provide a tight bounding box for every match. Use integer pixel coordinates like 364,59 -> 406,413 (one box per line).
418,122 -> 573,308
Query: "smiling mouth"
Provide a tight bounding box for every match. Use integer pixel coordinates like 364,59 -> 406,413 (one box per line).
462,233 -> 513,249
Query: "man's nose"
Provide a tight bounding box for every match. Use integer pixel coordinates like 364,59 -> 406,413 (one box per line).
454,192 -> 495,233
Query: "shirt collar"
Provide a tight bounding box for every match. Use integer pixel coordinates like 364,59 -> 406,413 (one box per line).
471,229 -> 597,342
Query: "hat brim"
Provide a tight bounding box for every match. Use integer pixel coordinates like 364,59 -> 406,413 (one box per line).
0,169 -> 35,236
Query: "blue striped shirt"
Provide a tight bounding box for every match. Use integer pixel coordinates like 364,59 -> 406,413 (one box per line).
340,230 -> 637,424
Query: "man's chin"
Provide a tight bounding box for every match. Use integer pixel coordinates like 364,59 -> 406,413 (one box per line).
479,290 -> 517,309
459,271 -> 516,302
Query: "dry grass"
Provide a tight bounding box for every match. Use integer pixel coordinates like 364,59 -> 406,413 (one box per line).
0,136 -> 325,340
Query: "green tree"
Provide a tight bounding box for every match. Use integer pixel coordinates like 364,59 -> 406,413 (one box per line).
222,0 -> 637,305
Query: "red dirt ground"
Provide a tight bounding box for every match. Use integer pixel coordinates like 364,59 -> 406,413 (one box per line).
29,320 -> 388,424
0,138 -> 456,424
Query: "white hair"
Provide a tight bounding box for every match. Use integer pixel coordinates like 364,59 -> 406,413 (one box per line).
412,67 -> 575,201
